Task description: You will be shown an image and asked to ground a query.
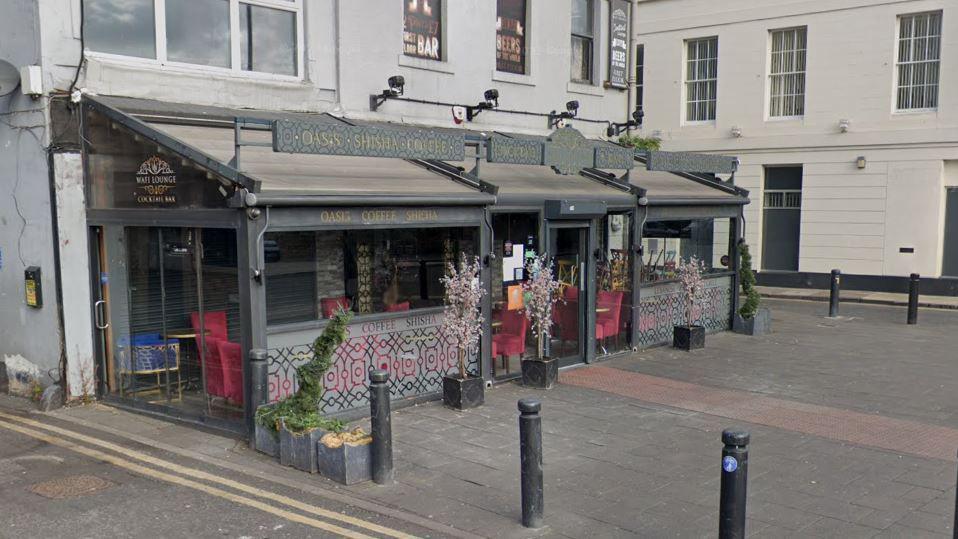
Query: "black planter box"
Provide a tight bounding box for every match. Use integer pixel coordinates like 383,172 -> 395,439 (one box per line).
442,375 -> 485,410
521,357 -> 558,389
279,419 -> 328,473
673,325 -> 705,351
316,439 -> 372,485
253,405 -> 280,458
733,307 -> 772,336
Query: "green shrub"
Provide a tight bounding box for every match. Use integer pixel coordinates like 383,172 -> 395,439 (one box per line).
738,242 -> 761,320
256,309 -> 352,434
617,134 -> 662,151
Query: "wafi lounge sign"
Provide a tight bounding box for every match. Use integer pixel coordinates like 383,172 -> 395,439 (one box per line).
134,156 -> 177,205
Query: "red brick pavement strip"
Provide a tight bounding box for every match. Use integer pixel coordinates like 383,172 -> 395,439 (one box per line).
563,365 -> 958,462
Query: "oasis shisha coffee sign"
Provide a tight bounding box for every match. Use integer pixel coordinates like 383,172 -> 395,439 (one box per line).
134,156 -> 177,205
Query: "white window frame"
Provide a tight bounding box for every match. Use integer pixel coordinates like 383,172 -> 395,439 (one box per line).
683,36 -> 718,124
570,0 -> 598,85
767,26 -> 806,120
894,10 -> 942,113
84,0 -> 305,82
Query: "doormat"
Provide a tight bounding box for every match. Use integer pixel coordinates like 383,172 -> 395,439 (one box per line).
29,474 -> 114,499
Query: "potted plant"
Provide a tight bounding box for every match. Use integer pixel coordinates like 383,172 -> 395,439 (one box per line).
440,254 -> 485,410
733,242 -> 772,336
255,309 -> 351,473
521,254 -> 562,389
674,256 -> 707,351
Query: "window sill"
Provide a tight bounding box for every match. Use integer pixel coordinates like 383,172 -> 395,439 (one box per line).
892,108 -> 938,116
492,70 -> 535,87
680,120 -> 717,128
567,81 -> 604,97
397,54 -> 455,75
765,115 -> 804,123
85,51 -> 307,85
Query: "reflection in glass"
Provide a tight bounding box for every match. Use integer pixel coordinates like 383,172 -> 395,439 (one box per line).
641,218 -> 731,283
165,0 -> 231,67
240,3 -> 298,75
596,213 -> 632,355
85,0 -> 157,59
264,227 -> 478,326
491,213 -> 539,378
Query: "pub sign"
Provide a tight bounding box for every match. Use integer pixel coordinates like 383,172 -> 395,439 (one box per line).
404,0 -> 443,60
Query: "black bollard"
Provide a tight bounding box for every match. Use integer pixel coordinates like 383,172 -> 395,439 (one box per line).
369,369 -> 393,485
719,429 -> 750,539
953,450 -> 957,539
907,273 -> 920,325
519,398 -> 544,529
829,269 -> 841,318
249,349 -> 269,409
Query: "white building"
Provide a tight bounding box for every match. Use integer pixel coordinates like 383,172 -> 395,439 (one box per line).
1,0 -> 645,399
636,0 -> 958,290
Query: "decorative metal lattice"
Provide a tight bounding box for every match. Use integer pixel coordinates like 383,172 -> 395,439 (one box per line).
637,276 -> 732,348
356,243 -> 373,313
266,311 -> 480,413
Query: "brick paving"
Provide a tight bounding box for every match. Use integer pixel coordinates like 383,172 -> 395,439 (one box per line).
562,365 -> 958,462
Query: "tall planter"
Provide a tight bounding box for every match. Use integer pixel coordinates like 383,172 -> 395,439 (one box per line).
521,356 -> 558,389
673,325 -> 705,351
254,404 -> 280,458
317,435 -> 372,485
733,307 -> 771,336
442,375 -> 485,410
279,419 -> 328,473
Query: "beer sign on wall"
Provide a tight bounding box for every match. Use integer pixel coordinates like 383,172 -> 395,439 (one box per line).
496,0 -> 526,74
607,0 -> 630,89
404,0 -> 443,60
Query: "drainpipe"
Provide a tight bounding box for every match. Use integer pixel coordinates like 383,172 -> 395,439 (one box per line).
626,0 -> 639,132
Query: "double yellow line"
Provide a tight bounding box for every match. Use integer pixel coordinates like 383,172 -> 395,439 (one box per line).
0,411 -> 417,539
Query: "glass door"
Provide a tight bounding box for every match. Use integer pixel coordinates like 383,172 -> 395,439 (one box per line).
91,225 -> 242,425
548,223 -> 588,367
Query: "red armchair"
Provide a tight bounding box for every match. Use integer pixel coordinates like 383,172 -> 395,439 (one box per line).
202,336 -> 225,399
320,296 -> 350,318
597,291 -> 625,348
216,340 -> 245,405
492,308 -> 528,373
384,301 -> 410,312
190,311 -> 228,341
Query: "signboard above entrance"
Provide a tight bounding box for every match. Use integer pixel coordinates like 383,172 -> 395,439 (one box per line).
487,127 -> 635,174
272,120 -> 466,161
645,151 -> 738,174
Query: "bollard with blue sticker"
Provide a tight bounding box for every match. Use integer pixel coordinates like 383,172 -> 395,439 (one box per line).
719,429 -> 749,539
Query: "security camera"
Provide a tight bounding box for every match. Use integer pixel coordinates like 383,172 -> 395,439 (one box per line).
483,88 -> 499,107
387,75 -> 405,96
566,100 -> 580,116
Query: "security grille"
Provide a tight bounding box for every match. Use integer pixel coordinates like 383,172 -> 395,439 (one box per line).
896,11 -> 942,111
764,190 -> 801,209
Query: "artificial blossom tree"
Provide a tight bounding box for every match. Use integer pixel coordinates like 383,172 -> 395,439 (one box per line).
521,254 -> 562,359
440,254 -> 484,378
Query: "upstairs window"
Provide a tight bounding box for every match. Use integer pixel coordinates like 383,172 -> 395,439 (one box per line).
685,37 -> 718,122
404,0 -> 443,60
768,27 -> 807,118
571,0 -> 595,83
896,11 -> 942,111
84,0 -> 301,77
497,0 -> 528,74
635,44 -> 645,114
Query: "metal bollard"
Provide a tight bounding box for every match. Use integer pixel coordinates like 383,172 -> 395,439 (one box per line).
719,429 -> 750,539
907,273 -> 920,325
829,269 -> 841,318
369,369 -> 394,485
249,349 -> 269,409
953,449 -> 957,539
519,398 -> 544,529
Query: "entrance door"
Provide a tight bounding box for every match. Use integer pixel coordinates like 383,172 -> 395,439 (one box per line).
944,189 -> 958,276
762,166 -> 802,271
90,225 -> 243,428
549,224 -> 589,367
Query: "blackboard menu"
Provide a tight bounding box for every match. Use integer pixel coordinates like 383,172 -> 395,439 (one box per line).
404,0 -> 443,60
496,0 -> 526,74
608,0 -> 630,89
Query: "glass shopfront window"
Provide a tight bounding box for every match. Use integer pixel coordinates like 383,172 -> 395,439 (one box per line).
640,218 -> 732,283
491,213 -> 539,378
265,226 -> 478,326
596,213 -> 632,355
